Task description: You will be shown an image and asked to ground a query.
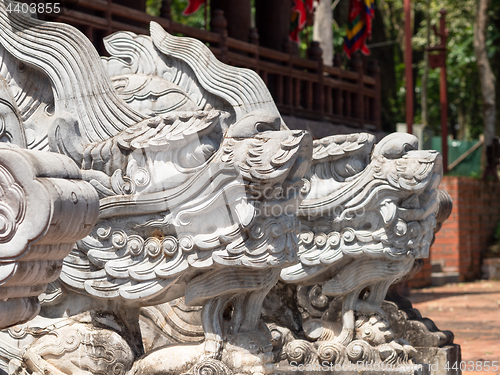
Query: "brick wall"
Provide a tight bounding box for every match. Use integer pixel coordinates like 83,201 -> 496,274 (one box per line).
409,176 -> 500,287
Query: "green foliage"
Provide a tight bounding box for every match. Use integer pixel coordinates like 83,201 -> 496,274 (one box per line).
413,0 -> 483,139
333,22 -> 347,54
376,0 -> 500,141
494,220 -> 500,241
146,0 -> 208,29
146,0 -> 162,16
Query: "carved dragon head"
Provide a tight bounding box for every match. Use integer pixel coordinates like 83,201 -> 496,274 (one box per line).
281,132 -> 443,285
0,3 -> 313,309
65,109 -> 311,307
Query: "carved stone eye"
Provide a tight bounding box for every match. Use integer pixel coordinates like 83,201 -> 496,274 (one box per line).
127,235 -> 144,256
111,230 -> 127,249
122,182 -> 132,194
145,238 -> 162,258
394,219 -> 408,236
162,236 -> 178,257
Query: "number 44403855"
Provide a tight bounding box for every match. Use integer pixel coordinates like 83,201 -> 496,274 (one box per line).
6,3 -> 61,15
446,361 -> 499,372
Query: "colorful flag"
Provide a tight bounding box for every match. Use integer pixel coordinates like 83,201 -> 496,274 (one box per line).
343,0 -> 375,58
304,0 -> 314,13
182,0 -> 206,16
290,0 -> 315,43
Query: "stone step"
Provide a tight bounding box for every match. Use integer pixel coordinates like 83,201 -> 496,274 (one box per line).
431,261 -> 444,273
431,272 -> 460,287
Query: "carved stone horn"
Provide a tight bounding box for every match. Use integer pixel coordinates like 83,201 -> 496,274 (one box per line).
0,0 -> 146,152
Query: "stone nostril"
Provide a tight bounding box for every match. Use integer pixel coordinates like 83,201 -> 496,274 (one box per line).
227,110 -> 282,138
373,133 -> 418,158
255,122 -> 278,133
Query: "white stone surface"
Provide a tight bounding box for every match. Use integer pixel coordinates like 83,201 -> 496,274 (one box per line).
0,3 -> 311,374
273,132 -> 446,365
0,1 -> 453,373
0,143 -> 99,329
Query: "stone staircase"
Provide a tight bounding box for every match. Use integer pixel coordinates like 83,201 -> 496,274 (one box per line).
431,261 -> 460,286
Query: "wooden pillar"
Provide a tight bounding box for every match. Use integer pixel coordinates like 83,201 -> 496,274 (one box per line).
368,59 -> 382,130
210,10 -> 228,63
405,0 -> 413,134
211,0 -> 251,42
333,52 -> 343,117
308,41 -> 324,116
112,0 -> 146,11
427,9 -> 449,173
255,0 -> 293,52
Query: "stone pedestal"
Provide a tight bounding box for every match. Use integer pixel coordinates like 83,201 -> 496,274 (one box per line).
274,364 -> 429,375
414,345 -> 462,375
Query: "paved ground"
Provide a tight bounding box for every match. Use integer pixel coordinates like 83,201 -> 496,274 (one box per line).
409,280 -> 500,375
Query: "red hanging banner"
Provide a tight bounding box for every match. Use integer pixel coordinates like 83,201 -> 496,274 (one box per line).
182,0 -> 206,16
290,0 -> 315,43
343,0 -> 375,58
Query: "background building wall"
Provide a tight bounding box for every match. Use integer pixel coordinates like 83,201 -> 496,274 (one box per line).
410,176 -> 500,287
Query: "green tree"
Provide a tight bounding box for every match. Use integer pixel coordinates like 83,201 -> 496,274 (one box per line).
145,0 -> 500,142
146,0 -> 208,29
363,0 -> 499,139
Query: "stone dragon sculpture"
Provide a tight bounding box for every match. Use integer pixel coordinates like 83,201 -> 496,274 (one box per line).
139,132 -> 452,370
273,131 -> 449,367
0,3 -> 311,374
0,1 -> 454,374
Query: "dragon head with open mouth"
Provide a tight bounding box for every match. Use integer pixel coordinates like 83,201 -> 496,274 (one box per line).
0,5 -> 315,372
282,132 -> 443,285
274,132 -> 446,366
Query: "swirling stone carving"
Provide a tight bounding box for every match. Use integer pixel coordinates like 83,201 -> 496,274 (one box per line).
0,4 -> 311,375
136,132 -> 453,371
0,144 -> 99,329
265,132 -> 450,368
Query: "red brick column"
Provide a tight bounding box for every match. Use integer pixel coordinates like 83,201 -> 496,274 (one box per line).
410,176 -> 500,287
